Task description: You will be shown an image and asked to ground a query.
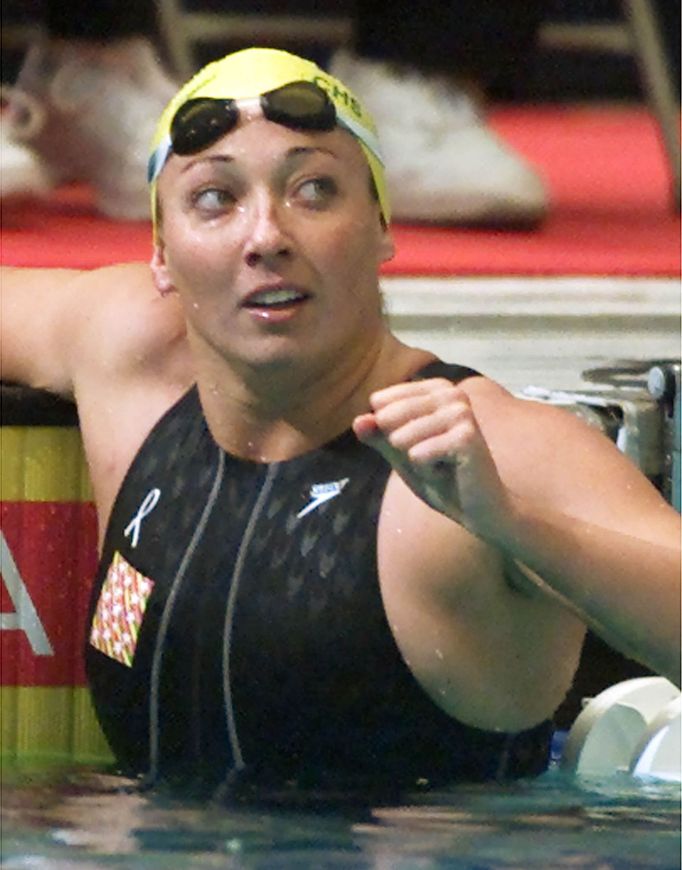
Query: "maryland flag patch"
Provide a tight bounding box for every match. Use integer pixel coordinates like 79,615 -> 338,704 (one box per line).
89,552 -> 154,667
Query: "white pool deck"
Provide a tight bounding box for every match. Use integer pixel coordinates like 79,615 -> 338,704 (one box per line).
383,275 -> 680,394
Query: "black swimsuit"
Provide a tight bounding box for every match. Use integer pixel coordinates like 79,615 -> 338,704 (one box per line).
86,361 -> 551,791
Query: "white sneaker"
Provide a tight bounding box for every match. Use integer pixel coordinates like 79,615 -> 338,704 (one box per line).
329,49 -> 548,227
0,87 -> 51,199
9,38 -> 178,220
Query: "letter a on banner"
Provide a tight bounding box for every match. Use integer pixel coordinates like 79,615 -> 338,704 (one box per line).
0,530 -> 53,655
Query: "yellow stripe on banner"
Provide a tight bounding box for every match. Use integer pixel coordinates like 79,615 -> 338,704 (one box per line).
0,427 -> 93,502
1,686 -> 113,764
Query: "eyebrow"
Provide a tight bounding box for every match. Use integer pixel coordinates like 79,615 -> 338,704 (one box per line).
179,145 -> 338,175
284,146 -> 337,161
180,154 -> 233,174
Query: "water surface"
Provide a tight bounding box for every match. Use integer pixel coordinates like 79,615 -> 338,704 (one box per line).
2,765 -> 680,869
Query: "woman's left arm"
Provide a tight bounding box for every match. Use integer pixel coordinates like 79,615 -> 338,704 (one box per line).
355,375 -> 681,687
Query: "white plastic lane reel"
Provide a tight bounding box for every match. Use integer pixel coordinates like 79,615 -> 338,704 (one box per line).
560,677 -> 681,782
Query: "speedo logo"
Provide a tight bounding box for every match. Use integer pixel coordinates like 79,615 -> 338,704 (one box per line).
297,478 -> 349,518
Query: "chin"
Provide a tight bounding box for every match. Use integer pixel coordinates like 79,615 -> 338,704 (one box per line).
236,341 -> 312,373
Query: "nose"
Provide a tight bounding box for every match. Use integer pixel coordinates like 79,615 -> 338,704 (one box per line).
243,192 -> 292,270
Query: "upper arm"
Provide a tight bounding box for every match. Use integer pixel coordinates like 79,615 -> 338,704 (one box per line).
378,470 -> 586,731
0,262 -> 179,402
1,265 -> 93,397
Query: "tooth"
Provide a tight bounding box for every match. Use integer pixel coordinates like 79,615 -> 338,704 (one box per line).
254,289 -> 302,305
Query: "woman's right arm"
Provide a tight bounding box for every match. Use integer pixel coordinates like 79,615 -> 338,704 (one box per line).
1,262 -> 192,530
0,262 -> 178,397
0,265 -> 90,397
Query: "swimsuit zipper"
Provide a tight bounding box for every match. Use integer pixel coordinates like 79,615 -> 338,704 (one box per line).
147,448 -> 226,783
222,462 -> 280,774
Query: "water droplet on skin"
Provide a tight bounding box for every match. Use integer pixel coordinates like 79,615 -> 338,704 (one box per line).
192,302 -> 199,309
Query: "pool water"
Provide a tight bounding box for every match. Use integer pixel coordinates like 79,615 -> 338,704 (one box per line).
1,764 -> 680,869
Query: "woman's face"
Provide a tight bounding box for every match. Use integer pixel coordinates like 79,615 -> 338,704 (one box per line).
152,110 -> 394,377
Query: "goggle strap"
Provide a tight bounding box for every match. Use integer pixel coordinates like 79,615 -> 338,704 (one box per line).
335,112 -> 384,166
148,134 -> 172,184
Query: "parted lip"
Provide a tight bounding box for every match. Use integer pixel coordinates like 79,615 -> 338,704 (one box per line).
242,282 -> 312,306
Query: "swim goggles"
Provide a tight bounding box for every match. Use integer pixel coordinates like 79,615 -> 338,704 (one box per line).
147,80 -> 383,185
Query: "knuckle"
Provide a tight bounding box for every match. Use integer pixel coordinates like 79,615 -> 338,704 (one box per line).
368,391 -> 385,410
388,432 -> 408,452
437,402 -> 467,428
432,380 -> 468,405
374,406 -> 397,430
457,419 -> 478,443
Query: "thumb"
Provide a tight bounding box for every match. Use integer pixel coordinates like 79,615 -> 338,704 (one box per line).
353,412 -> 413,471
352,412 -> 380,443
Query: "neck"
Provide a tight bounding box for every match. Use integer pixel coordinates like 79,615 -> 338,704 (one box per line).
193,330 -> 434,462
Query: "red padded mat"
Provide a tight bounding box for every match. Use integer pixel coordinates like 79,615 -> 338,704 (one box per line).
1,106 -> 679,276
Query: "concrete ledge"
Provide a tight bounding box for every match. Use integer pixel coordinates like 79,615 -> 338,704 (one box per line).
383,276 -> 680,392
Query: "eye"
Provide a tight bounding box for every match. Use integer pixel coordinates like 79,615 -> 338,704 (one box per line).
294,176 -> 338,207
191,187 -> 235,213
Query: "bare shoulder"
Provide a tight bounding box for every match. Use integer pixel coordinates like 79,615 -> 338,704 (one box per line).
462,373 -> 598,455
462,374 -> 674,536
2,261 -> 188,396
71,262 -> 188,382
2,261 -> 193,533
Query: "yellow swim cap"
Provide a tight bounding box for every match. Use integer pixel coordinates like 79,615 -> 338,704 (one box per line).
148,47 -> 389,229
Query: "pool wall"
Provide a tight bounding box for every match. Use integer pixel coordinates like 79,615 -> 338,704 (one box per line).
1,389 -> 112,764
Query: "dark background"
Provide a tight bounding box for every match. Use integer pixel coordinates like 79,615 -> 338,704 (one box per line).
2,0 -> 680,102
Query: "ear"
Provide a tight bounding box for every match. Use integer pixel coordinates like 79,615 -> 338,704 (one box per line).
150,243 -> 176,297
377,225 -> 395,265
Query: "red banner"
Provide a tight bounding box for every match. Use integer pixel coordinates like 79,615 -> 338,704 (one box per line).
1,501 -> 98,686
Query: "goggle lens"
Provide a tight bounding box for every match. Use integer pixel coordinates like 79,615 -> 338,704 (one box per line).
170,99 -> 238,155
261,81 -> 336,131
